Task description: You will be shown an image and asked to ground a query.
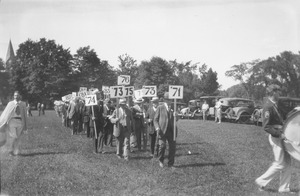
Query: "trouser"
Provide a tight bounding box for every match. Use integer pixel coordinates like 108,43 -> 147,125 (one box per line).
78,118 -> 83,133
83,122 -> 90,138
135,124 -> 147,150
71,118 -> 78,135
149,132 -> 157,155
116,126 -> 130,159
256,135 -> 292,192
158,128 -> 176,166
202,110 -> 207,120
8,119 -> 24,154
104,124 -> 113,146
97,129 -> 106,152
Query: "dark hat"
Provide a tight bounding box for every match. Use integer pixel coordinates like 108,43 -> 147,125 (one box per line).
266,84 -> 281,93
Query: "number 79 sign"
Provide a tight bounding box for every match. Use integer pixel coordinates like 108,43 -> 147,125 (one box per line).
169,85 -> 183,99
85,94 -> 98,106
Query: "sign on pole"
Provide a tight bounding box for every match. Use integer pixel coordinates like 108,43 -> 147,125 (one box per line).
169,85 -> 184,141
85,94 -> 98,139
78,91 -> 87,99
62,94 -> 72,102
117,75 -> 130,85
134,89 -> 143,100
124,86 -> 134,97
142,86 -> 157,97
102,86 -> 110,94
110,86 -> 125,98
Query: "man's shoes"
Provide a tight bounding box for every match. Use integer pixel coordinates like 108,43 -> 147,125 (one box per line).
117,155 -> 122,159
159,161 -> 164,168
101,151 -> 107,154
278,189 -> 296,194
130,149 -> 135,153
8,151 -> 17,156
255,180 -> 265,192
124,157 -> 129,161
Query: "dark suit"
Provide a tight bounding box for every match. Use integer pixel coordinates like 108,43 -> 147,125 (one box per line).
110,106 -> 134,159
89,100 -> 105,153
103,104 -> 115,146
82,105 -> 91,138
154,103 -> 177,166
132,104 -> 146,151
145,105 -> 157,155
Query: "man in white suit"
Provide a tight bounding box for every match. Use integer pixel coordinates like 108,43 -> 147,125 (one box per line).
0,91 -> 27,156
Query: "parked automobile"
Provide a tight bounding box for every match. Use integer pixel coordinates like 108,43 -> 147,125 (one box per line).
220,97 -> 255,123
188,96 -> 224,119
251,97 -> 300,125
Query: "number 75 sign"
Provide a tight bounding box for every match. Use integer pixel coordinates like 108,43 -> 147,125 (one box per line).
169,85 -> 183,99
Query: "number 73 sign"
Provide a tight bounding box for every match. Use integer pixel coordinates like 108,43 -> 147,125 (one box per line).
169,85 -> 183,99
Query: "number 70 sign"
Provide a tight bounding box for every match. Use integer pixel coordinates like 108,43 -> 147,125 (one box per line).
169,85 -> 183,99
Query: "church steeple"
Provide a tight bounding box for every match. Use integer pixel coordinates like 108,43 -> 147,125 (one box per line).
5,39 -> 15,68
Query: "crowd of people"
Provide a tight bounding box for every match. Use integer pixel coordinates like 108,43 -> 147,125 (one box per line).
53,91 -> 179,168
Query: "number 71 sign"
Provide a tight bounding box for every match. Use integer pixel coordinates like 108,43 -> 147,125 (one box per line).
169,85 -> 183,99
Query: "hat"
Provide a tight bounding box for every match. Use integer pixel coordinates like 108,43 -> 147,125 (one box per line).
134,98 -> 144,104
119,98 -> 127,105
151,96 -> 159,103
266,84 -> 280,93
92,89 -> 100,94
164,92 -> 170,100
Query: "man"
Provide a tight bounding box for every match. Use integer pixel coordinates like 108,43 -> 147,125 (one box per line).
0,91 -> 27,156
214,98 -> 222,124
103,98 -> 115,147
154,92 -> 178,168
145,96 -> 159,157
132,98 -> 147,151
110,98 -> 134,161
255,84 -> 294,194
67,97 -> 80,135
201,100 -> 209,121
89,90 -> 105,154
37,102 -> 41,116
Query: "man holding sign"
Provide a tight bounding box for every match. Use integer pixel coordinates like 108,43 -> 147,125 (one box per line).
154,92 -> 179,168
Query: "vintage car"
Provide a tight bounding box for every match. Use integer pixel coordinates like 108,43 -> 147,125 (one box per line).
188,96 -> 224,119
251,97 -> 300,126
219,97 -> 255,123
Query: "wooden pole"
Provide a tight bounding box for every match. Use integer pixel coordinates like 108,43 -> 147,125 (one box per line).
91,106 -> 97,139
173,99 -> 177,141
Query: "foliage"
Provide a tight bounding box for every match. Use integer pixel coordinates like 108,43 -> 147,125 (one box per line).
0,58 -> 11,103
9,38 -> 73,105
72,46 -> 116,90
117,54 -> 139,86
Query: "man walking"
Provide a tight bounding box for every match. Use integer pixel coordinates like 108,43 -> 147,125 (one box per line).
255,84 -> 295,194
0,91 -> 27,155
154,92 -> 178,168
110,98 -> 134,161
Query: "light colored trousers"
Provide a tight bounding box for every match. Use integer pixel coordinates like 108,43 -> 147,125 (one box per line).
8,118 -> 24,154
256,135 -> 292,192
116,125 -> 130,159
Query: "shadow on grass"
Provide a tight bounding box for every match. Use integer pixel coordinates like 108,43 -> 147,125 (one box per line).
130,156 -> 153,160
19,151 -> 67,157
175,152 -> 201,157
176,162 -> 226,168
177,142 -> 205,146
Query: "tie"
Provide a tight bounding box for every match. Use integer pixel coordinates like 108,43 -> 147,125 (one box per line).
15,104 -> 20,115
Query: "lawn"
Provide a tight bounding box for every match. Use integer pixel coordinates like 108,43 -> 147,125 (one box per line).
0,110 -> 299,196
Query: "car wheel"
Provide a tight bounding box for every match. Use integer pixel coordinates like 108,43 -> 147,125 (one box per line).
238,113 -> 250,124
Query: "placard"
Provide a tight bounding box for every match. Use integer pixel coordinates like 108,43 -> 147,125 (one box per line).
79,87 -> 87,92
169,85 -> 183,99
134,89 -> 143,100
102,86 -> 110,94
85,94 -> 98,106
142,86 -> 157,97
110,86 -> 125,98
124,86 -> 134,97
117,75 -> 130,85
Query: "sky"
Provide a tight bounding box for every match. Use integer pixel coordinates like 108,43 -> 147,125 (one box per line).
0,0 -> 299,90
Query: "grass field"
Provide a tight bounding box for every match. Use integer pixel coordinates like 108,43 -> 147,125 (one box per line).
0,110 -> 300,196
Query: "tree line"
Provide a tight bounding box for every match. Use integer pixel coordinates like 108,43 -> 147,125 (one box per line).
0,38 -> 299,107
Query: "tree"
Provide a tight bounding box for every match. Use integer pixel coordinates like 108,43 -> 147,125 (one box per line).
200,68 -> 220,95
9,38 -> 73,105
135,56 -> 175,98
117,54 -> 139,85
0,58 -> 10,104
72,46 -> 116,89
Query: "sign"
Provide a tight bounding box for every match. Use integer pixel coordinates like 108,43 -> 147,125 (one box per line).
110,86 -> 125,98
124,86 -> 134,97
85,94 -> 98,106
79,87 -> 87,92
117,75 -> 130,85
71,92 -> 77,100
102,86 -> 110,95
62,94 -> 72,102
134,89 -> 143,100
78,91 -> 87,99
142,86 -> 157,97
169,85 -> 183,99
